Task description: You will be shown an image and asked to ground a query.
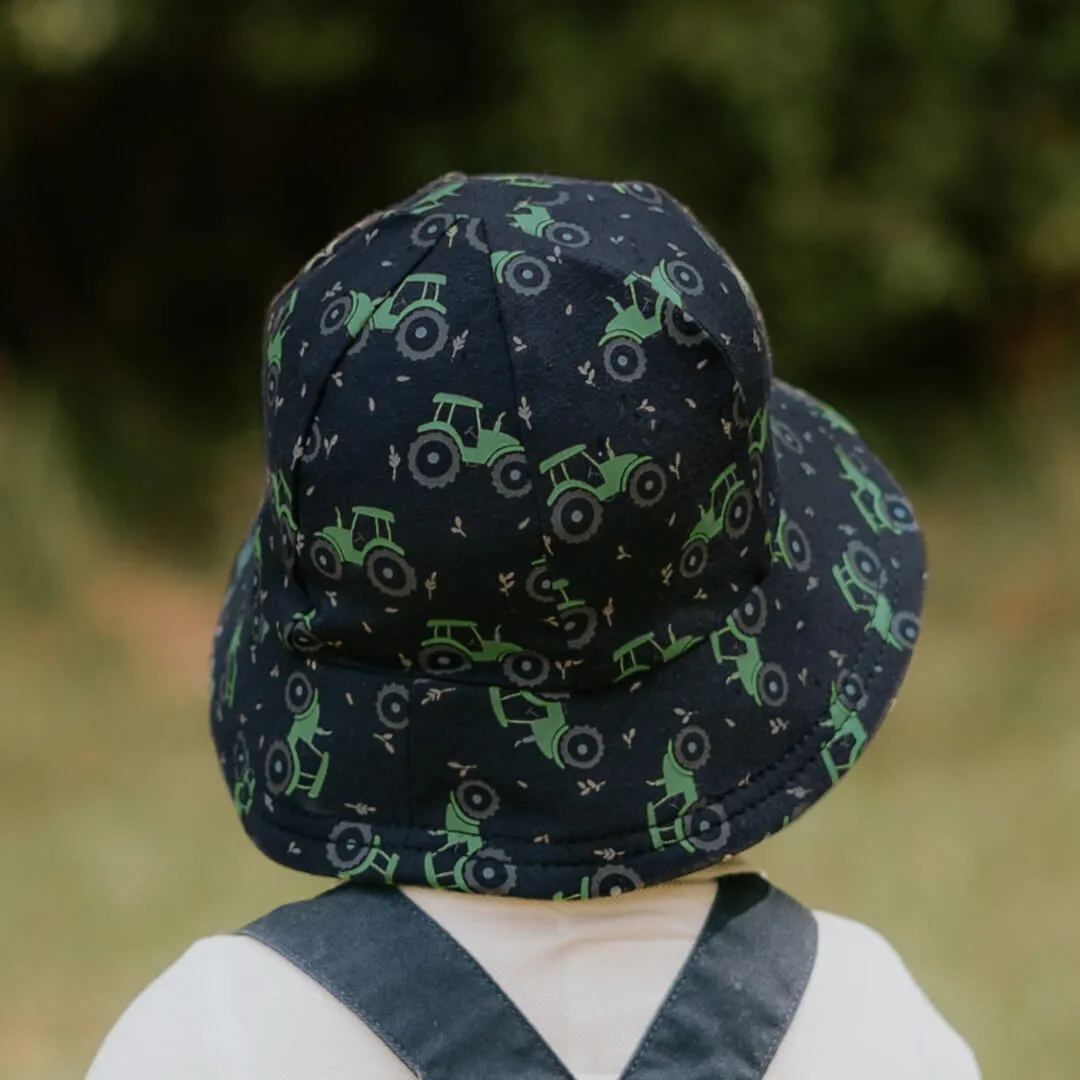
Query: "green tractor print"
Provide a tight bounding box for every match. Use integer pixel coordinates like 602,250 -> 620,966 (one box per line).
264,672 -> 332,800
525,557 -> 598,649
220,618 -> 244,708
832,541 -> 920,651
539,439 -> 667,544
488,687 -> 604,770
418,620 -> 549,687
645,726 -> 730,854
232,732 -> 255,818
709,587 -> 790,708
407,393 -> 532,499
814,401 -> 856,434
599,261 -> 707,382
835,447 -> 918,537
489,174 -> 557,189
507,198 -> 591,249
320,272 -> 449,361
326,821 -> 400,885
614,628 -> 703,683
768,509 -> 812,573
555,864 -> 646,901
407,177 -> 467,217
309,506 -> 417,597
680,464 -> 754,578
820,672 -> 870,785
270,470 -> 298,556
490,249 -> 551,296
264,286 -> 297,410
424,779 -> 517,895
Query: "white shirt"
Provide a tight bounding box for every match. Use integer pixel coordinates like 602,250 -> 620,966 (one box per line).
87,868 -> 980,1080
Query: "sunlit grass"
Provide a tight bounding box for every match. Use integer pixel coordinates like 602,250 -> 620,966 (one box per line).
1,393 -> 1078,1079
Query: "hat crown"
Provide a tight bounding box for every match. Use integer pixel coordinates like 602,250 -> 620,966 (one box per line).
258,175 -> 777,692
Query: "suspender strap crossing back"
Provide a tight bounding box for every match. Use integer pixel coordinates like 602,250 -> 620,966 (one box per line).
241,874 -> 818,1080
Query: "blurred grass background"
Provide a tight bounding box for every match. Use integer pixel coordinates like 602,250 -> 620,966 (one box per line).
1,1 -> 1079,1077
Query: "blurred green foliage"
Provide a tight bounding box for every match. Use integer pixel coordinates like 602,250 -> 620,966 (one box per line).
1,0 -> 1078,535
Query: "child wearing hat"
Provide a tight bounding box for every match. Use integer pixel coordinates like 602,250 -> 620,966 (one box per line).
88,174 -> 980,1079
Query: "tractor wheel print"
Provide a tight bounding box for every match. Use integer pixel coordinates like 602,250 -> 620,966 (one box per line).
589,864 -> 645,897
464,217 -> 489,253
756,662 -> 789,708
300,422 -> 323,464
674,725 -> 712,771
285,672 -> 316,715
320,295 -> 355,336
265,740 -> 294,796
603,337 -> 647,383
846,541 -> 886,591
525,564 -> 558,603
679,539 -> 709,579
627,462 -> 667,508
283,618 -> 321,654
375,683 -> 411,730
724,488 -> 754,539
365,549 -> 418,598
408,432 -> 462,488
663,301 -> 707,346
418,643 -> 472,677
837,671 -> 867,711
558,725 -> 605,770
890,610 -> 920,650
883,494 -> 918,533
233,732 -> 252,778
620,181 -> 663,205
464,848 -> 517,895
733,586 -> 768,636
685,800 -> 731,852
560,606 -> 598,649
545,221 -> 590,248
503,255 -> 551,296
265,366 -> 279,409
326,822 -> 374,871
309,538 -> 344,580
456,779 -> 500,820
551,490 -> 604,544
396,310 -> 449,360
667,260 -> 704,296
411,213 -> 453,247
780,517 -> 812,573
749,451 -> 764,502
503,650 -> 550,688
491,453 -> 533,498
771,419 -> 804,455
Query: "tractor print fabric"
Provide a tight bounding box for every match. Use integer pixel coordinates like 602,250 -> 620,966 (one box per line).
212,173 -> 926,900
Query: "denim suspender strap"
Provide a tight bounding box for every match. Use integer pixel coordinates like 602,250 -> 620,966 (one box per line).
241,874 -> 816,1080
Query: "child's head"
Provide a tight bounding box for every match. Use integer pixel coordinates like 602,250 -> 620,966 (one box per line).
211,174 -> 925,899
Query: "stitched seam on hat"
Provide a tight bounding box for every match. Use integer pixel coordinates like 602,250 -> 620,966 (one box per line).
467,199 -> 553,551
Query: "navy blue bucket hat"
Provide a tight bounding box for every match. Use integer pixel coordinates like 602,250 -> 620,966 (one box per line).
211,173 -> 925,900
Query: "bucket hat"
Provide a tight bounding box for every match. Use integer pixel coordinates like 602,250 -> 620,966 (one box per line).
212,173 -> 925,900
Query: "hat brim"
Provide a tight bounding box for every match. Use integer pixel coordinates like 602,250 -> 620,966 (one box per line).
212,378 -> 925,900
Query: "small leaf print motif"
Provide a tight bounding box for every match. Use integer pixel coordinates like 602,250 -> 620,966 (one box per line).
452,329 -> 469,359
661,563 -> 674,586
422,686 -> 456,705
517,518 -> 531,531
769,717 -> 789,735
721,417 -> 733,438
578,779 -> 606,796
448,761 -> 477,778
616,545 -> 631,560
451,516 -> 467,538
331,371 -> 344,387
389,445 -> 401,480
534,834 -> 551,844
565,303 -> 574,315
326,433 -> 340,456
345,802 -> 377,817
696,357 -> 709,370
685,398 -> 697,409
555,658 -> 585,680
623,728 -> 636,749
425,572 -> 438,600
518,396 -> 533,429
694,588 -> 707,600
368,396 -> 375,411
374,733 -> 395,753
287,841 -> 302,855
669,452 -> 682,480
498,571 -> 515,597
398,653 -> 413,671
594,848 -> 624,862
638,399 -> 656,414
603,597 -> 615,626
